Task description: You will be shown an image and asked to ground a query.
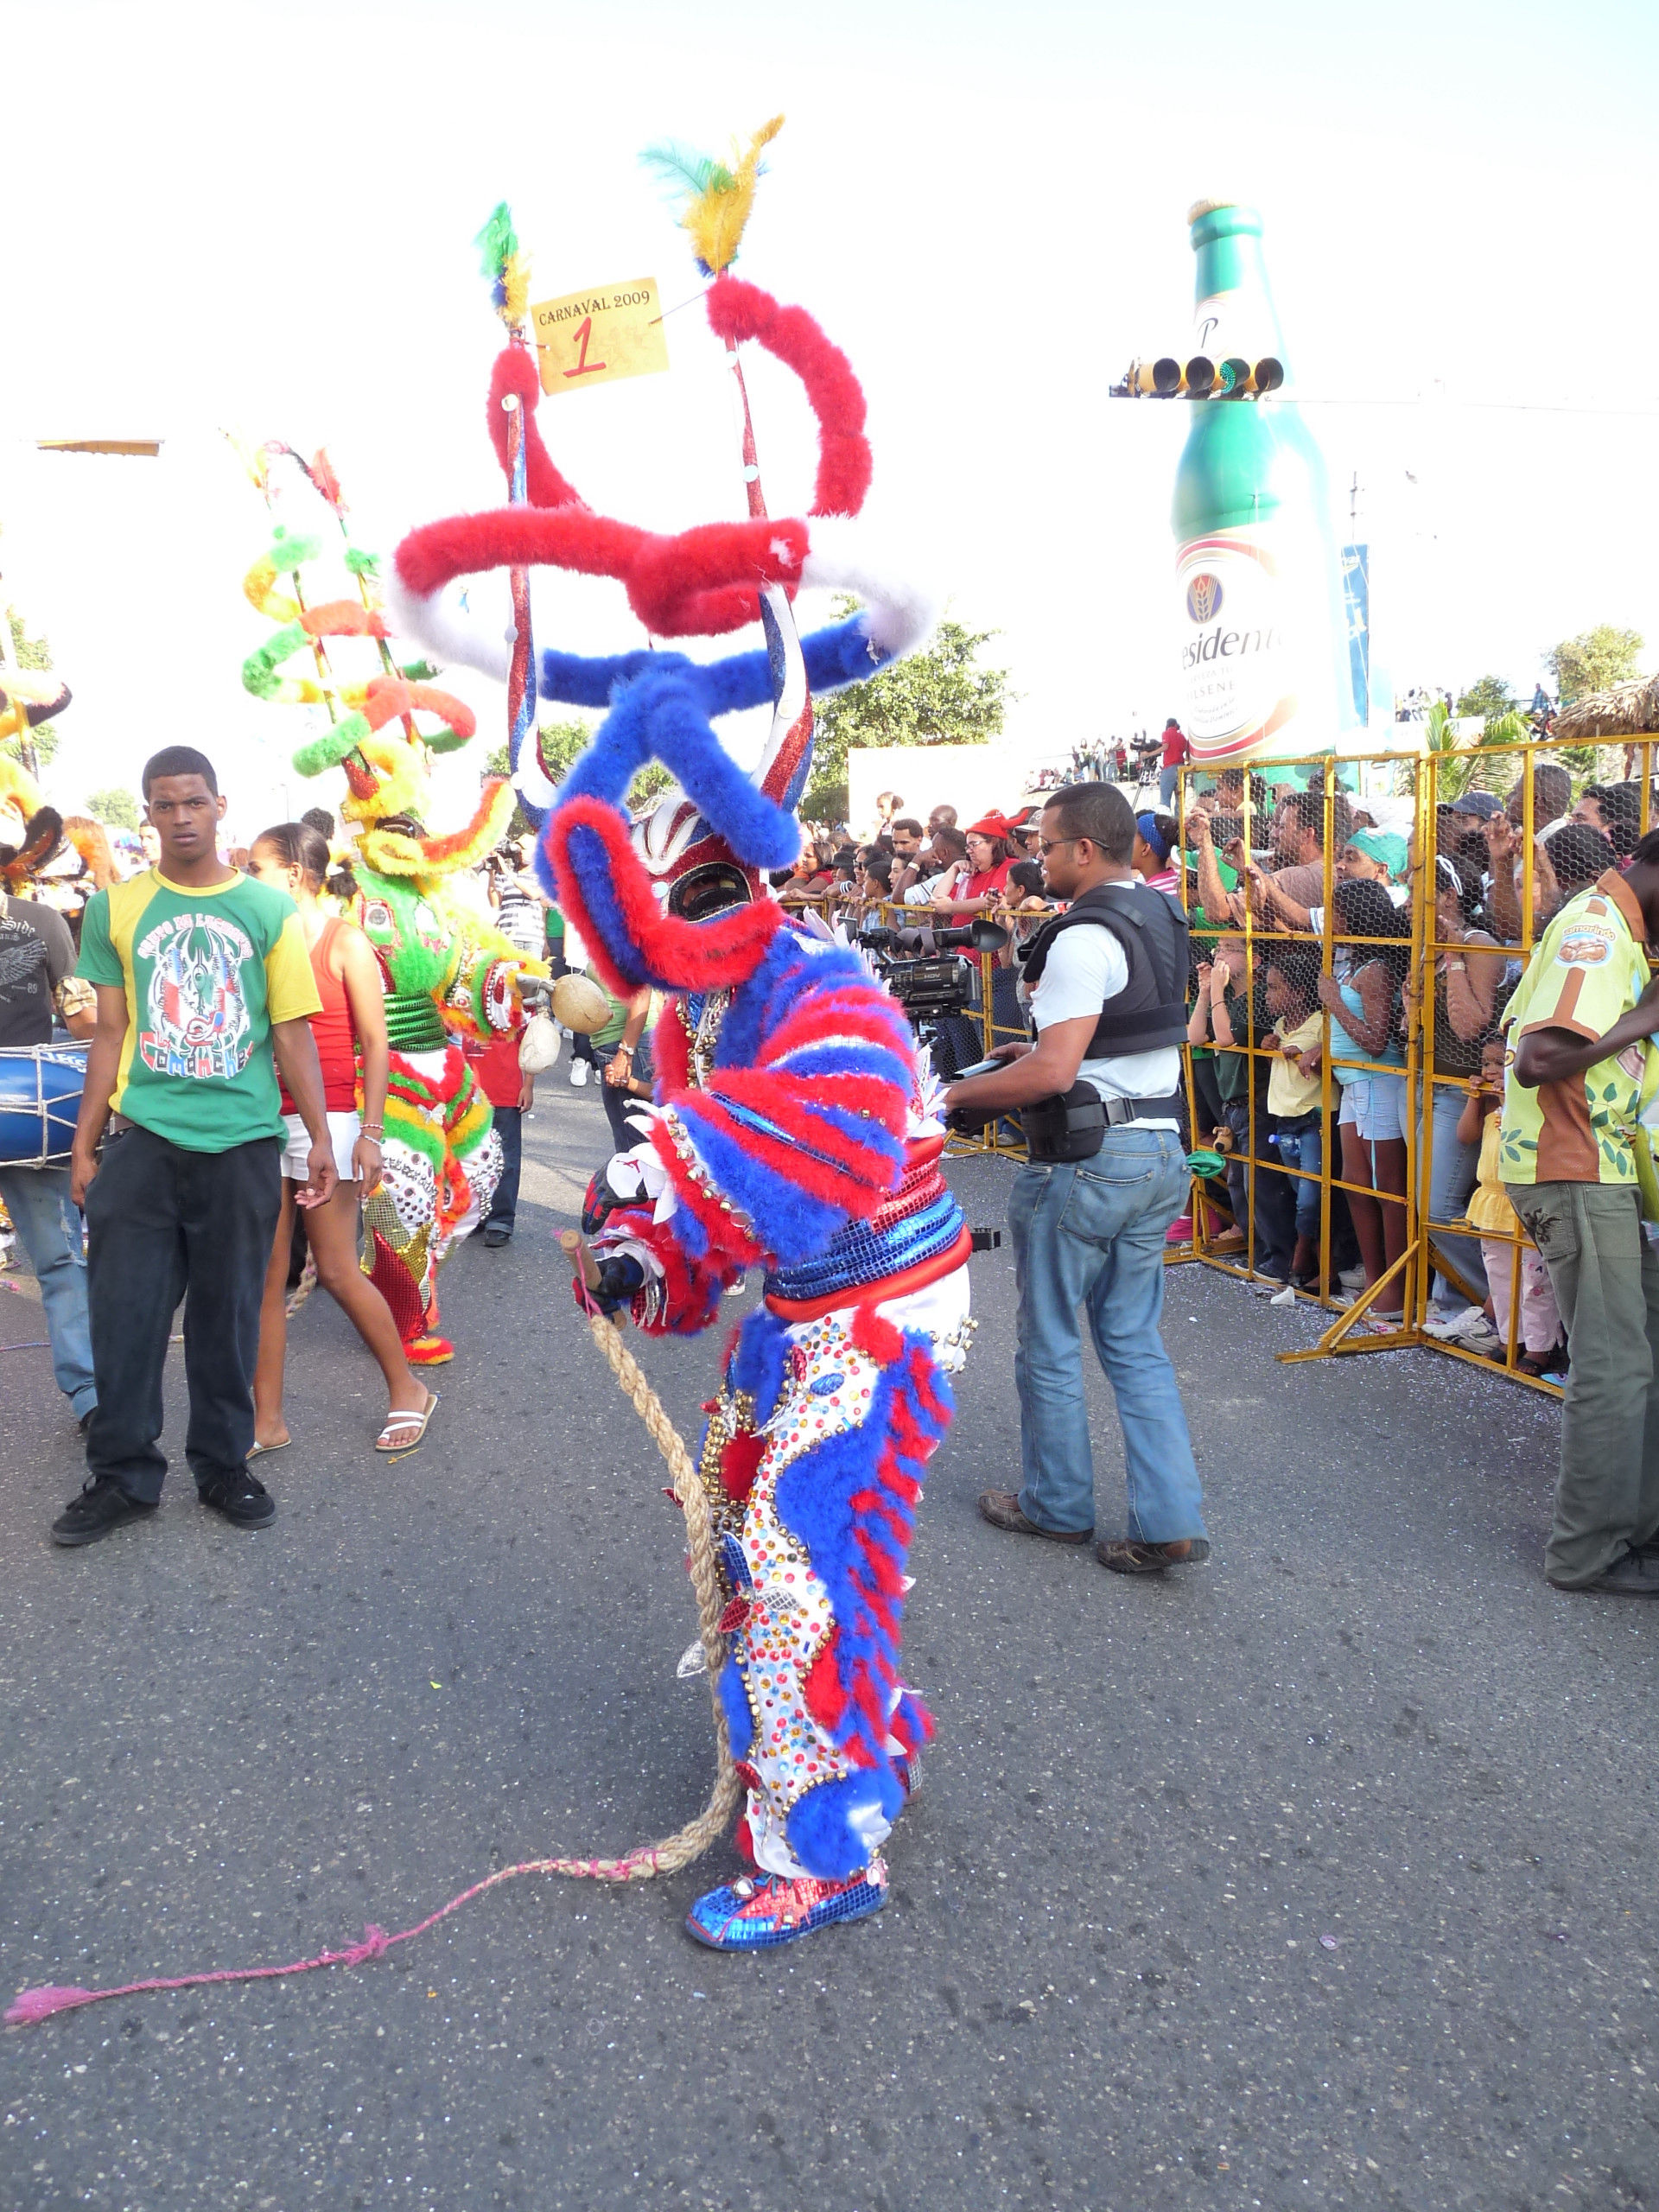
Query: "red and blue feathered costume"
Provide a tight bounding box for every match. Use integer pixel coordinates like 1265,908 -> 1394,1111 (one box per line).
392,263 -> 967,1948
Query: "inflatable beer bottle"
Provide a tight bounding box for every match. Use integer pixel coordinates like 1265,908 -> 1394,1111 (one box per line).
1173,199 -> 1357,765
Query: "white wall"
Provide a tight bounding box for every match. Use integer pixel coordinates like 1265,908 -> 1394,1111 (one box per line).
843,743 -> 1057,840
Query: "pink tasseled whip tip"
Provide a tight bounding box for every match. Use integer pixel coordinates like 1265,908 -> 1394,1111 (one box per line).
5,1986 -> 96,2028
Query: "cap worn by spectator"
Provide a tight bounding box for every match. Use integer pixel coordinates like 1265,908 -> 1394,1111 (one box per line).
1348,827 -> 1408,876
964,811 -> 1018,842
1449,791 -> 1503,820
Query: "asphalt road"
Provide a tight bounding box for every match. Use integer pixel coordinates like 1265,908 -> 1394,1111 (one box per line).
3,1082 -> 1657,2212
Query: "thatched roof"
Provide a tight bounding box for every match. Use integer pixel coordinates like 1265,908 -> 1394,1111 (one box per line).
1554,675 -> 1659,740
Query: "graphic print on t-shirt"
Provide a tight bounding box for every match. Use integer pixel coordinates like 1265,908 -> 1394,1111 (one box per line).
137,911 -> 255,1080
0,918 -> 50,1018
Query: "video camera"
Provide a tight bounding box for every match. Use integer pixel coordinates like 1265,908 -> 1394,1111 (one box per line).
857,916 -> 1009,1022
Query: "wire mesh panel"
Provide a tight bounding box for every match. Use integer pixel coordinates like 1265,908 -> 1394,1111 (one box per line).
1166,733 -> 1659,1395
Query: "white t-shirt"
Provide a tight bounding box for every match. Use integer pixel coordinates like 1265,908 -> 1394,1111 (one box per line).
1024,889 -> 1182,1128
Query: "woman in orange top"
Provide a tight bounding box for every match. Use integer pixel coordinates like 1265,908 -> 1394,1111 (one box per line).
246,823 -> 435,1455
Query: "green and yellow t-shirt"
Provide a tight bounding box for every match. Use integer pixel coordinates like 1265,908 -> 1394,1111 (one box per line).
1499,870 -> 1651,1186
78,869 -> 321,1154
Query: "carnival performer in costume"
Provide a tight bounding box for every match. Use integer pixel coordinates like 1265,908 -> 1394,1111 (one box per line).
0,751 -> 117,943
238,454 -> 545,1365
391,121 -> 969,1948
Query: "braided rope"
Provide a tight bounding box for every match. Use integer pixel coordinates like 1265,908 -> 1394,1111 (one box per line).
521,1304 -> 740,1880
4,1256 -> 742,2027
284,1252 -> 318,1319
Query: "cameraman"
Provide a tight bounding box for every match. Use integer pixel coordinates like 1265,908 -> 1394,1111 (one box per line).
943,782 -> 1208,1578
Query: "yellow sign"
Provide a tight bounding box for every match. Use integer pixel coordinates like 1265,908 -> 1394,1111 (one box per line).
530,277 -> 669,397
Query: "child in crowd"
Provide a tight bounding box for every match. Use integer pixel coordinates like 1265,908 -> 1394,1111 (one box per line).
1261,943 -> 1327,1303
1450,1033 -> 1565,1373
1187,936 -> 1283,1277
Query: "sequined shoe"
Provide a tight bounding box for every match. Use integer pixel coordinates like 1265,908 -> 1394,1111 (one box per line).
683,1859 -> 890,1951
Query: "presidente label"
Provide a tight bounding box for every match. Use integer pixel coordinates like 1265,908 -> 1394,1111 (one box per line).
530,277 -> 669,396
1174,527 -> 1330,763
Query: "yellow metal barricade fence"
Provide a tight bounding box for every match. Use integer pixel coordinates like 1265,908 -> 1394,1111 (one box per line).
1173,733 -> 1655,1395
791,739 -> 1649,1390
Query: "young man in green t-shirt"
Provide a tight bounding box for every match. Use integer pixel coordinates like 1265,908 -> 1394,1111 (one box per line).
1503,830 -> 1659,1595
54,747 -> 335,1548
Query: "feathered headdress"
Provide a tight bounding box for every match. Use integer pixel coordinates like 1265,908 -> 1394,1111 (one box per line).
474,201 -> 531,334
640,114 -> 784,277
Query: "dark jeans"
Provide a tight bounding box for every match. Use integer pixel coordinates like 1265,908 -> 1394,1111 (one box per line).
486,1106 -> 521,1231
1222,1099 -> 1296,1279
83,1125 -> 282,1503
601,1045 -> 654,1154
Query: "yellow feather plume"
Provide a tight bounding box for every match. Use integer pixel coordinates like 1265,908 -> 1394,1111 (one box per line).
500,251 -> 531,331
684,114 -> 785,276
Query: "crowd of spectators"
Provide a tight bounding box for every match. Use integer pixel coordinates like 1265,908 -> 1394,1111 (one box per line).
794,754 -> 1659,1391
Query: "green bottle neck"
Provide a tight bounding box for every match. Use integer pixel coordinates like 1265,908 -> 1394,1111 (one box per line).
1188,203 -> 1287,374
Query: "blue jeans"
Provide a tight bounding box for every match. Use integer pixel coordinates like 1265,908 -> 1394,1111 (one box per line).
1159,765 -> 1179,807
0,1162 -> 96,1418
1009,1128 -> 1207,1544
1270,1114 -> 1323,1243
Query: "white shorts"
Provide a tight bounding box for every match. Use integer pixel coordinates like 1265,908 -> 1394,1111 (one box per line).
280,1109 -> 361,1182
1338,1073 -> 1406,1145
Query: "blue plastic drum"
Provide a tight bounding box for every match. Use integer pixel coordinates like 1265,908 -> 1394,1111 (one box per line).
0,1045 -> 88,1165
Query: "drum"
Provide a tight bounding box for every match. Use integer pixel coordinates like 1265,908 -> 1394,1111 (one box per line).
0,1044 -> 88,1166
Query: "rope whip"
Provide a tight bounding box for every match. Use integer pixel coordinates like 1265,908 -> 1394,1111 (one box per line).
6,1243 -> 738,2030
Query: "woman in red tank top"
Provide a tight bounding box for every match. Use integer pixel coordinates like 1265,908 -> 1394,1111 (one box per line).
246,823 -> 435,1454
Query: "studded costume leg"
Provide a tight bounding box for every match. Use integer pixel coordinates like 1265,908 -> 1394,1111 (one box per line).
700,1305 -> 948,1886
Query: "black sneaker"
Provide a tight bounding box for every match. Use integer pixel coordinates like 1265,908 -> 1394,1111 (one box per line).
1553,1550 -> 1659,1597
481,1224 -> 512,1248
52,1476 -> 155,1548
199,1469 -> 276,1529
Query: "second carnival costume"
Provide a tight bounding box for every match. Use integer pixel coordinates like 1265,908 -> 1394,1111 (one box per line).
391,127 -> 972,1948
236,457 -> 548,1365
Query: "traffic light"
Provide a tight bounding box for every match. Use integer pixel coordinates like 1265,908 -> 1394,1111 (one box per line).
1112,355 -> 1285,399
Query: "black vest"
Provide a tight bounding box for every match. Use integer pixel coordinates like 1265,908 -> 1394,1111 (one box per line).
1021,882 -> 1190,1058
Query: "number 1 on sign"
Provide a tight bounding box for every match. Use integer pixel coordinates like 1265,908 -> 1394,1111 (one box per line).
562,317 -> 609,380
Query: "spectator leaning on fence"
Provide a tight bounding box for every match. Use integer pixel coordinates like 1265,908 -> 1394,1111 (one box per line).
1498,830 -> 1659,1594
1573,782 -> 1643,861
1452,1034 -> 1564,1373
1261,942 -> 1327,1303
1408,853 -> 1508,1327
1315,878 -> 1413,1325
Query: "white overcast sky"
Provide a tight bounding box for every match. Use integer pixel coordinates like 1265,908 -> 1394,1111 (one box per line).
2,0 -> 1656,824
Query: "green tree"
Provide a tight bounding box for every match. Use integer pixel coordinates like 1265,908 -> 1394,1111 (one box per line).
1455,674 -> 1515,722
803,607 -> 1012,823
1546,625 -> 1644,705
85,785 -> 140,830
3,609 -> 62,769
485,721 -> 670,833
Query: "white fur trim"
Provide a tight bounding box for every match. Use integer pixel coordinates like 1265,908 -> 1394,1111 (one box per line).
799,516 -> 938,661
384,569 -> 512,685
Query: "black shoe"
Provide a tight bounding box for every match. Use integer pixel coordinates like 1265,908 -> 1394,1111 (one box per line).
199,1469 -> 276,1529
52,1476 -> 155,1548
1552,1550 -> 1659,1597
481,1224 -> 512,1248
